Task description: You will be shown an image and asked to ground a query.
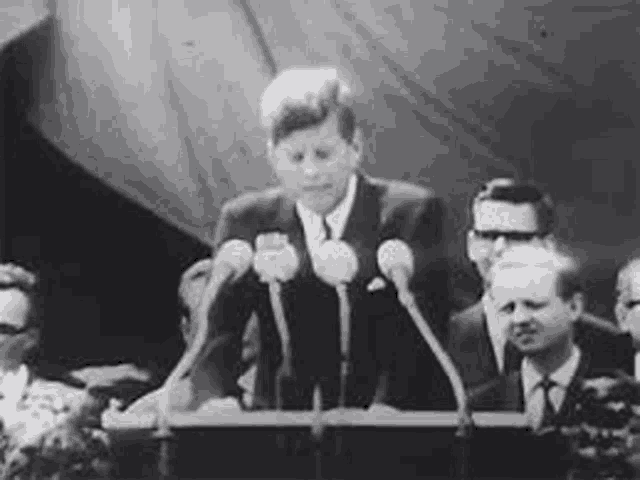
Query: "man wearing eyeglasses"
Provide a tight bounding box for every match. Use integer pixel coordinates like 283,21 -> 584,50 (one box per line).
448,179 -> 633,389
0,263 -> 115,477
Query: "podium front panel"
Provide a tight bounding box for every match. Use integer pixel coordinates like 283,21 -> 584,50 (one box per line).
106,411 -> 571,479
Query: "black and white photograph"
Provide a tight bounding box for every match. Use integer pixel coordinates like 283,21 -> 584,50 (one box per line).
1,1 -> 640,478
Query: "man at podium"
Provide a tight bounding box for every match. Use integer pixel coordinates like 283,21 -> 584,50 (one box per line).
189,66 -> 455,412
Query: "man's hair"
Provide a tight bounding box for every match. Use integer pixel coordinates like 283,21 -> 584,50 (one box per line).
0,263 -> 40,328
259,67 -> 356,147
471,178 -> 557,236
616,257 -> 640,296
490,244 -> 583,301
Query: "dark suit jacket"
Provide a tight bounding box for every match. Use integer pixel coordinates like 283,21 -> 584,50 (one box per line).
468,348 -> 605,420
448,301 -> 634,390
468,353 -> 606,480
192,172 -> 455,411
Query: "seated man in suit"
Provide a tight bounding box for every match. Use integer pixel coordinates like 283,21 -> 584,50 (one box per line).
448,179 -> 633,390
0,263 -> 112,477
124,259 -> 259,414
469,244 -> 631,432
191,66 -> 454,412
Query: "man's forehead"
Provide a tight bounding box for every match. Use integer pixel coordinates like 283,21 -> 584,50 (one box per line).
626,269 -> 640,297
0,289 -> 30,327
492,266 -> 558,298
275,115 -> 343,151
474,200 -> 538,232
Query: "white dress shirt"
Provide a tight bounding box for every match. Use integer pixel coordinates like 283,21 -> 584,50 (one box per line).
521,346 -> 581,430
295,174 -> 358,254
0,364 -> 29,404
482,293 -> 508,373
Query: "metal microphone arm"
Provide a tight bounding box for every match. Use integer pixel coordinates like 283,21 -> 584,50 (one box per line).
253,238 -> 299,411
390,266 -> 472,480
377,240 -> 472,480
156,241 -> 252,437
312,240 -> 358,411
335,283 -> 351,409
391,274 -> 471,431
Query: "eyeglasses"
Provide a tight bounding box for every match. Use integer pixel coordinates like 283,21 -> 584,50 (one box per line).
473,229 -> 541,243
0,324 -> 30,336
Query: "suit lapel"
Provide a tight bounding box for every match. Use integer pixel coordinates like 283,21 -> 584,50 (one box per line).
556,350 -> 593,422
341,173 -> 383,285
503,371 -> 526,411
479,312 -> 501,380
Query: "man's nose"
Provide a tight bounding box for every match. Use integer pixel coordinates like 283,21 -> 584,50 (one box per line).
511,306 -> 531,325
301,158 -> 320,177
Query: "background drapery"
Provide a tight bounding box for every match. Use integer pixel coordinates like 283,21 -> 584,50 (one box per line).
1,0 -> 638,368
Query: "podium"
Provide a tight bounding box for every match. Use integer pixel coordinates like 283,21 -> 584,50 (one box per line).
104,410 -> 572,479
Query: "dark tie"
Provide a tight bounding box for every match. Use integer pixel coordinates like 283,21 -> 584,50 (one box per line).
537,376 -> 557,430
322,217 -> 332,241
503,343 -> 523,373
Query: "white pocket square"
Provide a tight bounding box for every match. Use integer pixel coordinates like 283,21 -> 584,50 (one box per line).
367,277 -> 387,292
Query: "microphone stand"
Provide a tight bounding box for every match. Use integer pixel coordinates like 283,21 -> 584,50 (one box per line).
394,282 -> 473,480
335,283 -> 351,459
268,280 -> 293,451
336,283 -> 351,409
311,383 -> 325,480
154,256 -> 242,479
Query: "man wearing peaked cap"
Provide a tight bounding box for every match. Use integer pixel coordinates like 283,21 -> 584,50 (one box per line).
191,66 -> 456,411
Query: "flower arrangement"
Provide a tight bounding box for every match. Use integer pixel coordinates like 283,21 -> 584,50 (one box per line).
554,372 -> 640,480
0,381 -> 113,479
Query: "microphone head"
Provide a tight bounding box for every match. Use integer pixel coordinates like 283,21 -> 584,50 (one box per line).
253,241 -> 300,282
215,239 -> 254,279
313,240 -> 358,286
377,240 -> 414,279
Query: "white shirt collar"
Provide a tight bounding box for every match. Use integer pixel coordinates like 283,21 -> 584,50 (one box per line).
522,346 -> 582,400
296,174 -> 358,242
0,364 -> 29,405
482,292 -> 508,372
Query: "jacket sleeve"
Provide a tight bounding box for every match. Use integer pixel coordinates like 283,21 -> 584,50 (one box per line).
406,196 -> 452,340
190,204 -> 257,400
378,195 -> 456,410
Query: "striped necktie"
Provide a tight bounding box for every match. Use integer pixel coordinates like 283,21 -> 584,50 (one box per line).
322,217 -> 332,241
537,376 -> 557,430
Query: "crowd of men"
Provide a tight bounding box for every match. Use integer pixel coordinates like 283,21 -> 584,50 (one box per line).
121,66 -> 640,434
0,66 -> 639,463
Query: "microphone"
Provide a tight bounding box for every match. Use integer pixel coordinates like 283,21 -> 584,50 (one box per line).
313,240 -> 358,409
377,240 -> 470,431
253,233 -> 300,410
156,240 -> 253,435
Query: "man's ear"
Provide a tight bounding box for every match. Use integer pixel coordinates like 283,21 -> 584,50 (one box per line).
350,128 -> 363,165
541,234 -> 557,250
568,292 -> 585,321
466,230 -> 478,262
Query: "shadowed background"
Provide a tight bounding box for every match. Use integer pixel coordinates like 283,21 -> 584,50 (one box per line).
1,0 -> 639,374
